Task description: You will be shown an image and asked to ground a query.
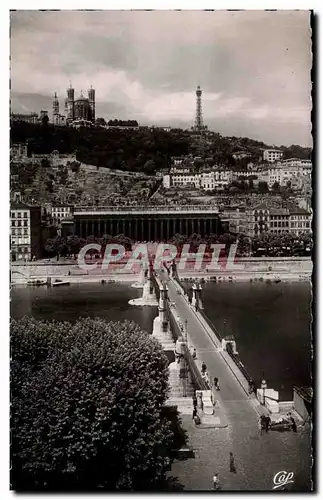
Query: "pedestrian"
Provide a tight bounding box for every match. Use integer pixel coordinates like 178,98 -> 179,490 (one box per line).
213,473 -> 220,490
265,415 -> 271,432
214,377 -> 220,390
192,395 -> 198,408
229,452 -> 236,473
259,415 -> 266,435
192,348 -> 197,360
290,416 -> 297,433
201,362 -> 207,375
192,407 -> 197,420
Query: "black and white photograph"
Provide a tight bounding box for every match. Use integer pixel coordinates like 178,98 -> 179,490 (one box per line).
8,9 -> 314,492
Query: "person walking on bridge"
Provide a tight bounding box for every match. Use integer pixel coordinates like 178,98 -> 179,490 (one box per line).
213,473 -> 220,490
229,452 -> 237,473
201,362 -> 207,375
214,377 -> 220,391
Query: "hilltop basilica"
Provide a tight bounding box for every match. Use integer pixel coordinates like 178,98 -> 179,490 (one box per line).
52,84 -> 95,127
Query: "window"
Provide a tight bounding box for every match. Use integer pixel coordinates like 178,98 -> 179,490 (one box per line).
24,220 -> 28,226
17,228 -> 22,235
17,220 -> 21,227
24,247 -> 28,253
11,212 -> 15,218
24,228 -> 28,235
23,212 -> 28,218
17,212 -> 21,218
12,229 -> 16,235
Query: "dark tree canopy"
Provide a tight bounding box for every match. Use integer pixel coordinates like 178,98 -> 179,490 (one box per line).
11,317 -> 182,491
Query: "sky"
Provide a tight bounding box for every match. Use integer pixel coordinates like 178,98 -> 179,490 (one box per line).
10,10 -> 312,146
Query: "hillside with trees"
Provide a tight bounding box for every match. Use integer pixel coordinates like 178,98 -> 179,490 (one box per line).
10,122 -> 311,177
11,317 -> 186,491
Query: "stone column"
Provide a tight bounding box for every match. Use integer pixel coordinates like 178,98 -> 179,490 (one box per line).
185,219 -> 188,235
179,218 -> 183,234
104,221 -> 107,235
116,220 -> 120,234
85,220 -> 88,237
141,219 -> 144,242
166,219 -> 170,241
148,219 -> 151,241
197,219 -> 201,235
203,219 -> 207,236
135,219 -> 138,241
122,219 -> 125,235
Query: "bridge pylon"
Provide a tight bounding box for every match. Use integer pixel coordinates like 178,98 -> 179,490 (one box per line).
152,282 -> 175,351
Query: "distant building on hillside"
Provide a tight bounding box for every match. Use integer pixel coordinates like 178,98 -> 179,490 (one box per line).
11,142 -> 28,161
52,92 -> 66,126
10,112 -> 39,124
263,149 -> 283,163
232,151 -> 252,160
51,205 -> 73,224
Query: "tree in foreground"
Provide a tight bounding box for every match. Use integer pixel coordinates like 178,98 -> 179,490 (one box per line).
11,317 -> 185,491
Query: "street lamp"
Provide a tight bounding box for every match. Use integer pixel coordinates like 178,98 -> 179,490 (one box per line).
184,319 -> 188,344
261,378 -> 267,406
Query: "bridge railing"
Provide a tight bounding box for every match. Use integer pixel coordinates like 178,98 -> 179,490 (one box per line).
226,342 -> 254,385
165,298 -> 208,391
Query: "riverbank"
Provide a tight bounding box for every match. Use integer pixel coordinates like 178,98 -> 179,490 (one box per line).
11,259 -> 312,286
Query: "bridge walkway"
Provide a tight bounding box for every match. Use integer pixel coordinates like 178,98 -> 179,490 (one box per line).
165,276 -> 311,491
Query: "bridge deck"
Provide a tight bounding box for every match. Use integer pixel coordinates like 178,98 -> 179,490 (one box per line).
165,276 -> 312,491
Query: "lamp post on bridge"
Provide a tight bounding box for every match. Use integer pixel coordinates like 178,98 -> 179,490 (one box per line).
261,373 -> 267,406
184,319 -> 188,344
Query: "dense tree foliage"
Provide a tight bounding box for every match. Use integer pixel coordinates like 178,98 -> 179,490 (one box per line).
107,119 -> 139,127
11,317 -> 184,491
44,231 -> 312,259
10,122 -> 311,178
237,232 -> 312,257
10,122 -> 190,174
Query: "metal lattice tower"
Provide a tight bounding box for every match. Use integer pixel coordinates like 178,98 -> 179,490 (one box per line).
194,85 -> 204,131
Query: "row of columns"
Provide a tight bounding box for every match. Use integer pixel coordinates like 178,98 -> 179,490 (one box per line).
75,217 -> 219,240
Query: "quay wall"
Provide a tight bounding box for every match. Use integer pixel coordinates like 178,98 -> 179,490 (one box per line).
11,257 -> 312,285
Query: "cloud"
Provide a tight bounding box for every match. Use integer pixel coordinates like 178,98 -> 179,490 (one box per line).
10,10 -> 312,146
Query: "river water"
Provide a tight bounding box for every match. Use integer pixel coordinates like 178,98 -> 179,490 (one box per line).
10,280 -> 312,400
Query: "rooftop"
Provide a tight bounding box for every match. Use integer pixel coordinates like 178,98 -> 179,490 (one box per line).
11,202 -> 41,210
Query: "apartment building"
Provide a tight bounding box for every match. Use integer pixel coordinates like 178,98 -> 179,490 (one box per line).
51,205 -> 73,223
269,209 -> 290,234
267,161 -> 312,188
289,208 -> 312,236
10,142 -> 28,161
245,203 -> 271,237
263,149 -> 283,163
280,157 -> 311,168
219,206 -> 248,234
200,171 -> 232,190
163,170 -> 232,191
10,203 -> 42,261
